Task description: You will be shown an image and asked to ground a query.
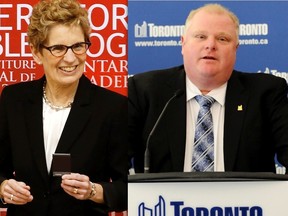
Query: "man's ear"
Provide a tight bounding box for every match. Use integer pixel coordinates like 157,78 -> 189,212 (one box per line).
181,36 -> 185,55
181,36 -> 185,45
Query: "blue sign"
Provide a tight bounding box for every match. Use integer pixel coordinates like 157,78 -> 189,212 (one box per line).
128,1 -> 288,82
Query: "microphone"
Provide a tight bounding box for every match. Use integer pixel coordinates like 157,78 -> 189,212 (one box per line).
144,89 -> 184,173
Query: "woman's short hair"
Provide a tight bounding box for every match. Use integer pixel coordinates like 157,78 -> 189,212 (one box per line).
27,0 -> 91,52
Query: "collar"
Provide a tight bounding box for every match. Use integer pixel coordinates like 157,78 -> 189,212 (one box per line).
186,75 -> 227,106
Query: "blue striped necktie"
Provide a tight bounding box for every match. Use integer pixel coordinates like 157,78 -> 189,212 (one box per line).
192,95 -> 215,172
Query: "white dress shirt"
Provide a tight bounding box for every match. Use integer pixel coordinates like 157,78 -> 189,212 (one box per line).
43,99 -> 71,173
183,76 -> 227,172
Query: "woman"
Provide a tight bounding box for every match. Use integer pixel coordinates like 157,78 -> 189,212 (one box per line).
0,0 -> 127,215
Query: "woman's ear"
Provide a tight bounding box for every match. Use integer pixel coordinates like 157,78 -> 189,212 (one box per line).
30,44 -> 42,65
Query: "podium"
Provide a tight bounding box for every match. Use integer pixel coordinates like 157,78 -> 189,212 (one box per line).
128,172 -> 288,216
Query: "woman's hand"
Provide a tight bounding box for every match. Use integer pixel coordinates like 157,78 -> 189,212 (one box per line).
0,179 -> 33,205
61,173 -> 103,203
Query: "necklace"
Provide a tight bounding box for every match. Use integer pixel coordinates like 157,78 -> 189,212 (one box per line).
43,82 -> 73,111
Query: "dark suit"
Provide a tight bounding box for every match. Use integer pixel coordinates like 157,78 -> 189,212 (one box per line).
0,75 -> 127,216
128,65 -> 288,173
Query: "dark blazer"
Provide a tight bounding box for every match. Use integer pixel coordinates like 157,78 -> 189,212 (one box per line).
128,65 -> 288,173
0,75 -> 127,216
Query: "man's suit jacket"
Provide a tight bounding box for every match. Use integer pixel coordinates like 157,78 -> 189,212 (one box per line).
0,75 -> 127,216
128,65 -> 288,173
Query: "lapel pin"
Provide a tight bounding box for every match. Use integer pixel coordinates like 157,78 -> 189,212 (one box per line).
237,105 -> 243,111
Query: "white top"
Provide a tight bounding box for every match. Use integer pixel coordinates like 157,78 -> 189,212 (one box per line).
183,76 -> 227,172
42,99 -> 71,173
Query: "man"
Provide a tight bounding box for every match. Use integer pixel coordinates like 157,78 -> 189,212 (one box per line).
128,4 -> 288,173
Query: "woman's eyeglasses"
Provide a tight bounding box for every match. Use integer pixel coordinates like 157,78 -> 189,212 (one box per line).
41,42 -> 91,57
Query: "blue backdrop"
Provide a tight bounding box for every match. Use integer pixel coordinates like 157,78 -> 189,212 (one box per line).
128,0 -> 288,83
128,0 -> 288,171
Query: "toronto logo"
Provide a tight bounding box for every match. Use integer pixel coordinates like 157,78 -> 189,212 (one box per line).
137,195 -> 263,216
138,196 -> 166,216
134,21 -> 184,38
